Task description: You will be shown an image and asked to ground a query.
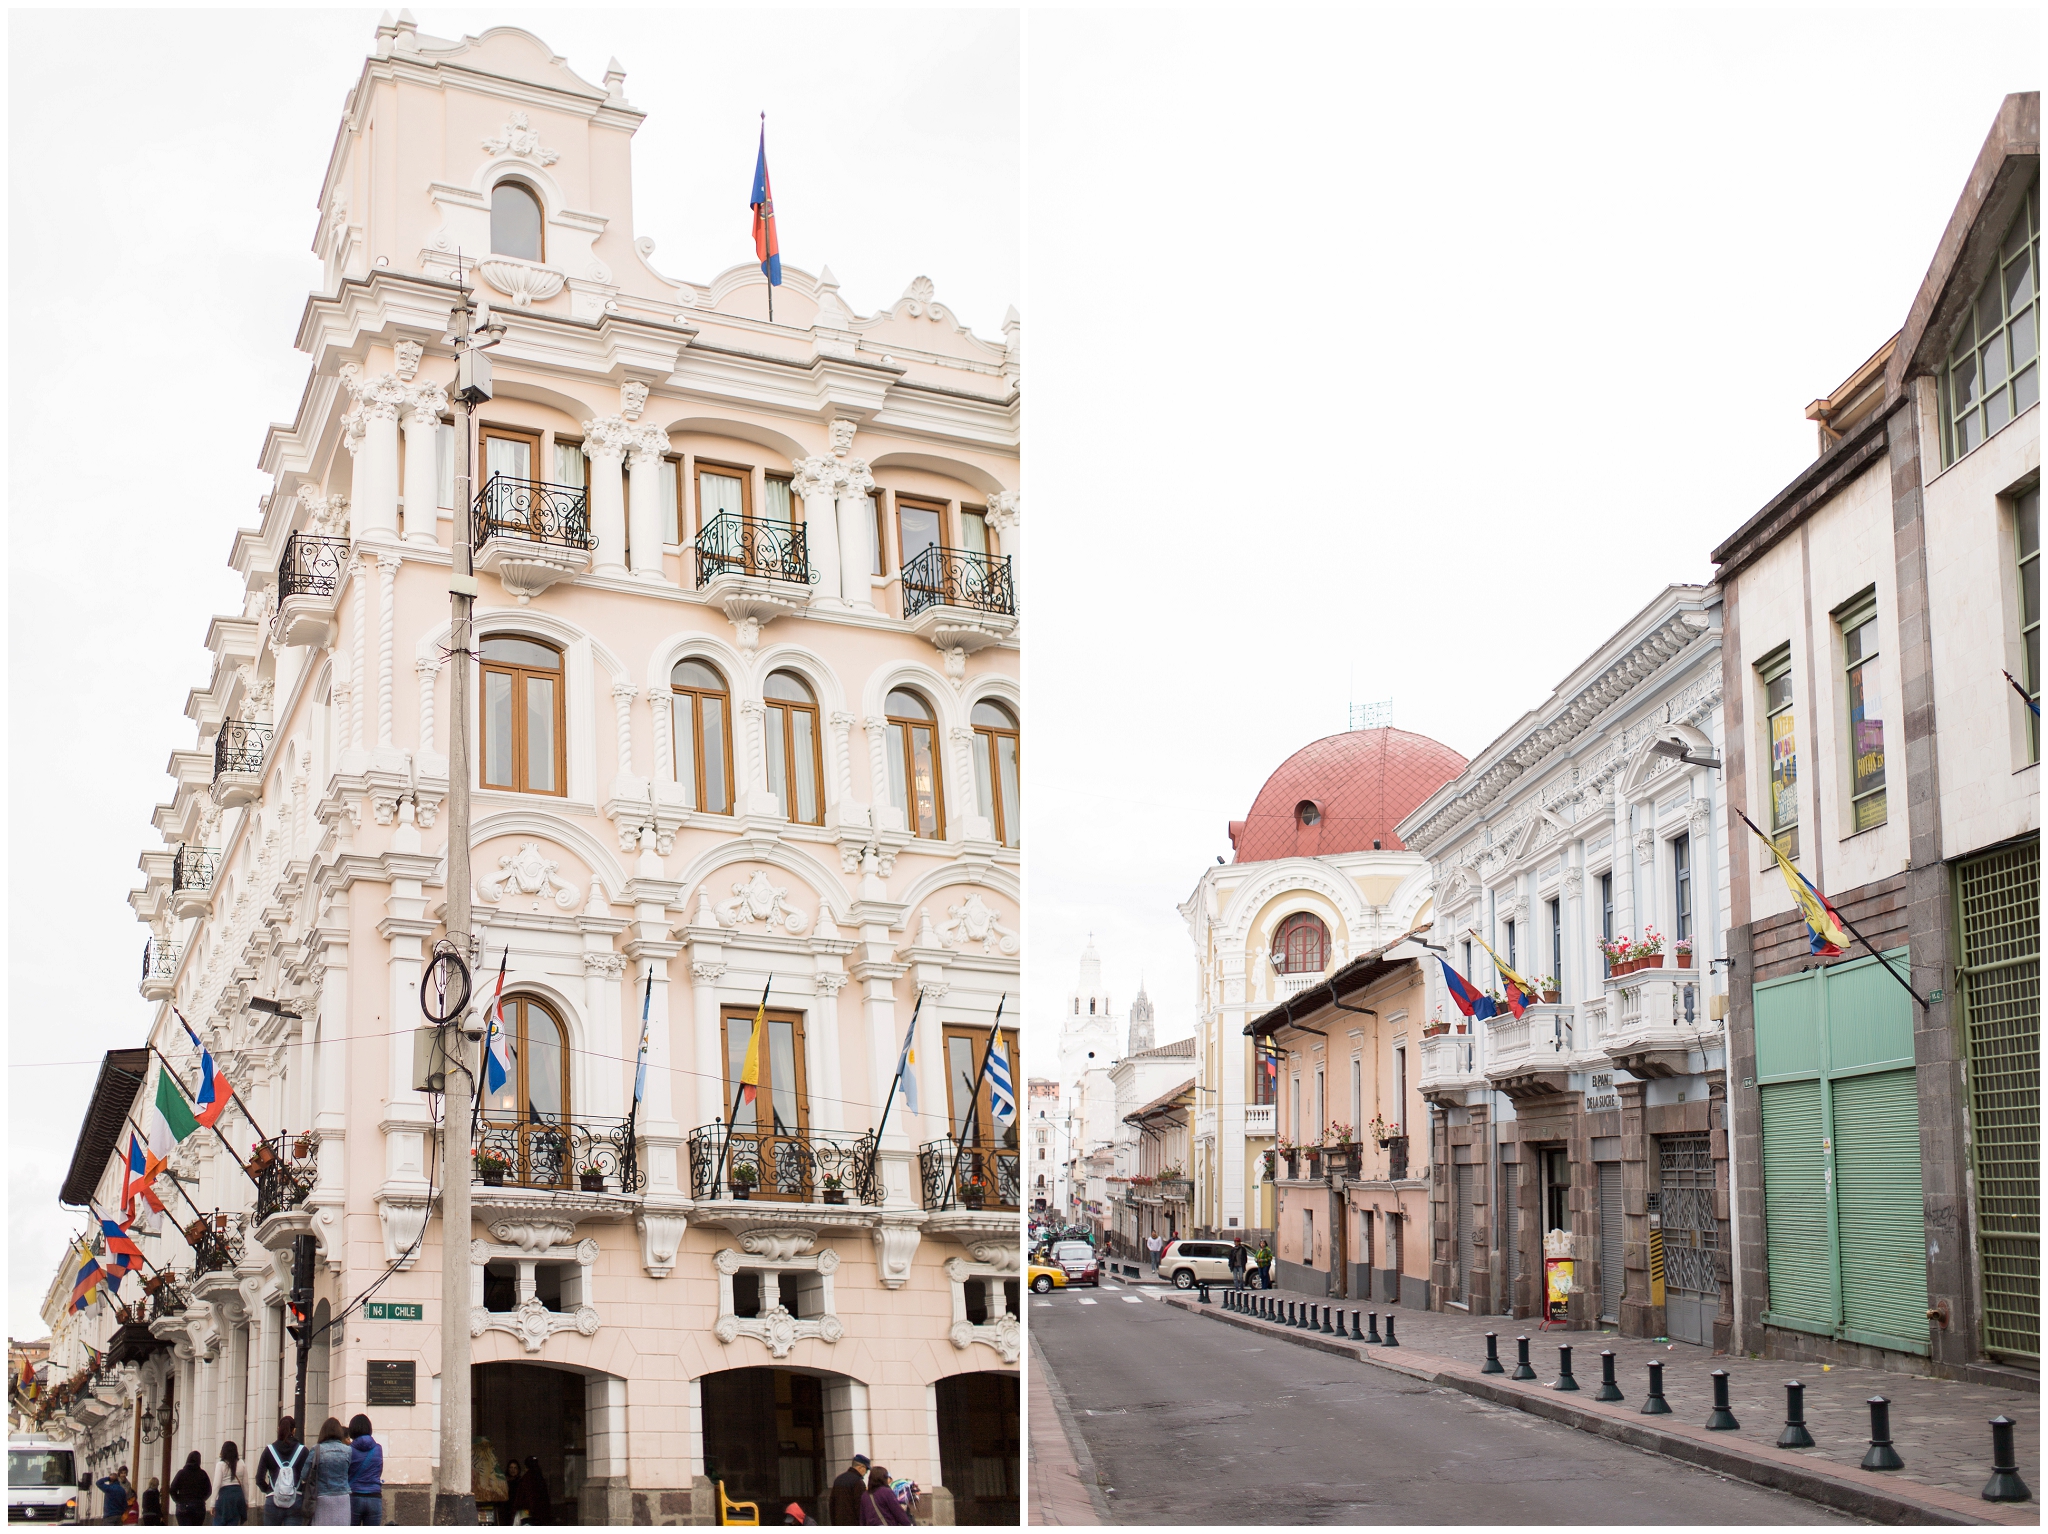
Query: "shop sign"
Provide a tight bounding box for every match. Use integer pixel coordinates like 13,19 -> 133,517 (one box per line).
1584,1071 -> 1621,1113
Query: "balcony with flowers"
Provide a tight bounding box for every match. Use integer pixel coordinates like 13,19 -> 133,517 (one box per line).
1599,929 -> 1715,1078
1417,1013 -> 1483,1104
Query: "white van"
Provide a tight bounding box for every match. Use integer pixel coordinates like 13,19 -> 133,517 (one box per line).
9,1432 -> 84,1524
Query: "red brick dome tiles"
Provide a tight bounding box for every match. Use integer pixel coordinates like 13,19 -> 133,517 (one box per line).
1228,728 -> 1468,863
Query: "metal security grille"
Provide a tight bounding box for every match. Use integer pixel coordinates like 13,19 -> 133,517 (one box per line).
1958,837 -> 2041,1362
1504,1164 -> 1521,1282
1598,1163 -> 1623,1323
1456,1164 -> 1475,1306
1659,1135 -> 1720,1296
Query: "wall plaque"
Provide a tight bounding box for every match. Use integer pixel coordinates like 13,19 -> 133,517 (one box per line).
365,1360 -> 415,1407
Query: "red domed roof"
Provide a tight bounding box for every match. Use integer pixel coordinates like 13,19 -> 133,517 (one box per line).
1229,728 -> 1468,863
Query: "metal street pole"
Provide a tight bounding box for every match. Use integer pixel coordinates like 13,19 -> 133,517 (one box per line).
435,281 -> 491,1526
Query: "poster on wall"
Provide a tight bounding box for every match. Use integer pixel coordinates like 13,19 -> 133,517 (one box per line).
1543,1257 -> 1573,1324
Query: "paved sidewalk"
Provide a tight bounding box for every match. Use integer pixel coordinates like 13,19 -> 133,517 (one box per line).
1029,1331 -> 1105,1525
1167,1292 -> 2037,1525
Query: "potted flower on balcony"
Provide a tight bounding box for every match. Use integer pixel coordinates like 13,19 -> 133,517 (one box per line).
474,1150 -> 510,1187
292,1134 -> 315,1160
1674,937 -> 1694,969
960,1170 -> 989,1210
1633,926 -> 1666,970
579,1168 -> 608,1193
821,1174 -> 847,1206
1601,934 -> 1636,977
730,1162 -> 758,1200
1274,1137 -> 1298,1179
1537,975 -> 1561,1004
1422,1016 -> 1451,1038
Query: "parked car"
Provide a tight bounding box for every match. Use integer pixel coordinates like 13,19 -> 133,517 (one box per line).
1050,1240 -> 1100,1286
1160,1239 -> 1238,1289
1028,1261 -> 1068,1294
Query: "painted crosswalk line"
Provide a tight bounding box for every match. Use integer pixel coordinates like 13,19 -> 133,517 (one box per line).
1077,1297 -> 1098,1305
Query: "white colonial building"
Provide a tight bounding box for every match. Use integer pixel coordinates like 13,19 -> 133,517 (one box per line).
67,19 -> 1019,1526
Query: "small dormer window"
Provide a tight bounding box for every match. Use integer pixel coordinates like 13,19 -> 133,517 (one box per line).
491,182 -> 544,263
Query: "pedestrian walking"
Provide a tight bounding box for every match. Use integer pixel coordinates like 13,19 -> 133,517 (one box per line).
140,1477 -> 164,1525
856,1466 -> 912,1527
169,1452 -> 212,1526
302,1420 -> 352,1526
345,1416 -> 382,1526
96,1467 -> 133,1526
1254,1241 -> 1274,1289
255,1418 -> 307,1528
1146,1232 -> 1163,1272
211,1442 -> 249,1526
829,1453 -> 871,1524
1228,1237 -> 1249,1290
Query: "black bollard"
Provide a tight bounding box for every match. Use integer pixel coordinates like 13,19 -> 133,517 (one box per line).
1982,1416 -> 2032,1503
1366,1311 -> 1383,1344
1382,1312 -> 1399,1348
1551,1345 -> 1579,1392
1704,1369 -> 1739,1431
1321,1304 -> 1335,1335
1641,1360 -> 1671,1415
1482,1333 -> 1504,1375
1860,1396 -> 1904,1471
1283,1300 -> 1293,1326
1594,1350 -> 1623,1402
1301,1302 -> 1314,1332
1512,1334 -> 1536,1381
1350,1310 -> 1364,1341
1198,1280 -> 1212,1305
1777,1381 -> 1814,1449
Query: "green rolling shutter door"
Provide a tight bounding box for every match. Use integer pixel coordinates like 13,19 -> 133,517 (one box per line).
1832,1069 -> 1930,1350
1759,1080 -> 1833,1329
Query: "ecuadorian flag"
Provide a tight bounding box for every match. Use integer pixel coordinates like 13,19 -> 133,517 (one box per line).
1438,956 -> 1497,1020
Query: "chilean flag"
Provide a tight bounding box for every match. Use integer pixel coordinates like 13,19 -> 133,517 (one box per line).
1438,956 -> 1497,1021
122,1133 -> 165,1222
750,120 -> 781,287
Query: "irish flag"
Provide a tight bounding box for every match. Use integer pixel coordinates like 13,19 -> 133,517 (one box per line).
148,1069 -> 199,1163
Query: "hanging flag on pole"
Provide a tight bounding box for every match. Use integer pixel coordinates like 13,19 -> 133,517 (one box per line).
1470,930 -> 1539,1018
751,114 -> 781,319
193,1045 -> 235,1129
986,1022 -> 1016,1128
891,1007 -> 919,1116
737,991 -> 766,1109
2005,669 -> 2040,716
634,969 -> 653,1107
484,949 -> 512,1096
122,1132 -> 166,1225
1734,806 -> 1849,957
147,1068 -> 199,1163
69,1245 -> 106,1313
1437,955 -> 1497,1021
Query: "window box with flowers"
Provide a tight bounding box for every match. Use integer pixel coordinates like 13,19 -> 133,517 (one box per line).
474,1151 -> 510,1187
1422,1019 -> 1451,1038
1674,938 -> 1694,970
1274,1138 -> 1299,1179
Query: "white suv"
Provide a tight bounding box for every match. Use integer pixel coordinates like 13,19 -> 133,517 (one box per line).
1160,1239 -> 1240,1289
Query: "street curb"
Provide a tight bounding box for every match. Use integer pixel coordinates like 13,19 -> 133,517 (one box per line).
1161,1295 -> 2023,1527
1030,1330 -> 1113,1525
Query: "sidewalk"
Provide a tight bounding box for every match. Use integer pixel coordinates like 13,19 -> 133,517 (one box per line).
1164,1292 -> 2037,1526
1029,1331 -> 1105,1525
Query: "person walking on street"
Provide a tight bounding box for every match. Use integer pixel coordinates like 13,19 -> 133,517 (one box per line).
1228,1237 -> 1249,1290
856,1466 -> 912,1527
302,1420 -> 351,1526
169,1453 -> 212,1526
1145,1232 -> 1163,1273
254,1418 -> 306,1528
141,1476 -> 164,1526
829,1453 -> 871,1524
345,1416 -> 382,1526
97,1468 -> 133,1526
210,1443 -> 249,1526
1254,1240 -> 1274,1289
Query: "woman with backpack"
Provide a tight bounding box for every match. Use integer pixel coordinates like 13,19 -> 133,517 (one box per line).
855,1465 -> 912,1526
169,1452 -> 212,1525
303,1420 -> 352,1525
254,1418 -> 306,1527
211,1442 -> 249,1526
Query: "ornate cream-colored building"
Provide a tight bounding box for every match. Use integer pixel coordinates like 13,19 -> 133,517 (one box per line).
67,18 -> 1019,1525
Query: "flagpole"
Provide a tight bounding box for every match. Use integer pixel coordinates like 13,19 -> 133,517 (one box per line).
84,1204 -> 179,1293
472,948 -> 509,1145
119,1111 -> 216,1230
939,996 -> 1007,1211
711,975 -> 773,1197
173,1006 -> 270,1144
148,1045 -> 261,1186
1732,807 -> 1927,1008
869,989 -> 923,1153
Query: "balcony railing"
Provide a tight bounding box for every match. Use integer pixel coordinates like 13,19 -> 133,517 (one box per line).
901,545 -> 1016,620
186,1211 -> 247,1279
918,1140 -> 1021,1212
171,846 -> 218,896
686,1123 -> 881,1204
249,1133 -> 318,1222
470,473 -> 592,555
1242,1104 -> 1277,1137
142,939 -> 180,986
276,531 -> 349,602
475,1112 -> 643,1194
1157,1176 -> 1194,1202
213,719 -> 271,778
694,512 -> 812,588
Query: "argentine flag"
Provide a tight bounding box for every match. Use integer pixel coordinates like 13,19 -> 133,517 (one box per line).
986,1025 -> 1016,1128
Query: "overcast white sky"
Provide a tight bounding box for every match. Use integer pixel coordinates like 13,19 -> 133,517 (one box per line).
1022,9 -> 2036,1068
6,6 -> 1017,1339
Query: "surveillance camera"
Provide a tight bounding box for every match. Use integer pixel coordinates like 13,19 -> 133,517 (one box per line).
460,1008 -> 486,1041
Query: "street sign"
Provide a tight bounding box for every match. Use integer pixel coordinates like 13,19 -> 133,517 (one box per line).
365,1360 -> 415,1406
364,1302 -> 424,1322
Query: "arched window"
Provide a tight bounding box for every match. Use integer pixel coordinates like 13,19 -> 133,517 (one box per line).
885,687 -> 945,840
1273,912 -> 1330,974
480,636 -> 564,795
490,181 -> 543,263
671,659 -> 732,814
763,671 -> 824,825
972,699 -> 1020,848
480,995 -> 570,1188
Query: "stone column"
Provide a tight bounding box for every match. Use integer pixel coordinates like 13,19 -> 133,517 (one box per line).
625,426 -> 669,578
651,682 -> 674,783
583,416 -> 631,575
792,457 -> 843,602
349,555 -> 373,752
611,683 -> 639,780
623,940 -> 683,1195
400,380 -> 448,546
1633,824 -> 1658,947
829,713 -> 856,811
949,726 -> 986,841
688,956 -> 726,1133
987,489 -> 1020,575
812,974 -> 847,1134
416,658 -> 441,756
1610,793 -> 1633,941
339,365 -> 403,542
837,461 -> 877,610
738,698 -> 779,817
377,553 -> 400,748
862,716 -> 897,829
583,952 -> 628,1122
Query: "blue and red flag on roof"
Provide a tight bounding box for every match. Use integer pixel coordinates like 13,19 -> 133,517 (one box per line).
751,117 -> 782,290
1437,956 -> 1497,1020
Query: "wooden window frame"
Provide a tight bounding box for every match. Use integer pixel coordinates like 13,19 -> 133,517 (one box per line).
887,690 -> 947,841
479,995 -> 572,1188
1758,645 -> 1800,862
973,705 -> 1020,849
694,459 -> 753,521
479,424 -> 543,488
896,494 -> 949,615
1673,833 -> 1693,946
942,1023 -> 1021,1154
670,662 -> 736,816
1835,592 -> 1887,834
961,505 -> 996,559
763,671 -> 826,827
480,635 -> 567,797
764,472 -> 801,526
1273,912 -> 1329,974
720,1006 -> 810,1202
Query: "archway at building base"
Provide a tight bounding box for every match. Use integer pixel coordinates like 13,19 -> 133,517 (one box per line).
471,1360 -> 609,1525
936,1371 -> 1018,1525
700,1368 -> 830,1524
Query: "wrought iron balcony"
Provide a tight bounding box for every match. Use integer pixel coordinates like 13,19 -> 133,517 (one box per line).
901,545 -> 1015,620
213,719 -> 271,779
249,1133 -> 318,1222
470,473 -> 592,554
686,1123 -> 881,1204
694,512 -> 812,588
141,939 -> 180,987
171,846 -> 217,895
475,1112 -> 643,1194
917,1140 -> 1021,1212
186,1211 -> 246,1279
276,531 -> 349,602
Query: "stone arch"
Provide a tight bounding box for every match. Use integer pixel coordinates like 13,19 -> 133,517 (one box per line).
484,375 -> 612,431
485,975 -> 592,1115
675,839 -> 852,928
647,414 -> 814,467
861,659 -> 958,729
891,864 -> 1022,928
410,607 -> 630,685
866,450 -> 1008,498
1622,720 -> 1714,796
464,810 -> 631,903
1217,860 -> 1370,949
644,629 -> 751,694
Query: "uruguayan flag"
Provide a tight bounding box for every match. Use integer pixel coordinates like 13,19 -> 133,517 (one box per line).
987,1025 -> 1016,1128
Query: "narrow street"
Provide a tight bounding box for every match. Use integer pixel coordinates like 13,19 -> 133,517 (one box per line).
1031,1282 -> 1862,1526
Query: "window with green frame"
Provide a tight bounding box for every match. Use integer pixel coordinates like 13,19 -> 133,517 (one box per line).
1942,181 -> 2039,464
2020,485 -> 2040,762
1758,646 -> 1799,860
1836,592 -> 1886,833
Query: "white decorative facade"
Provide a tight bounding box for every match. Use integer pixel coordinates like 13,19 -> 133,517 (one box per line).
76,20 -> 1019,1526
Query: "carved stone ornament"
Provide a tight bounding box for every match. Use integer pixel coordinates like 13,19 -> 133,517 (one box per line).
471,1294 -> 599,1354
967,1240 -> 1020,1273
985,490 -> 1019,533
478,259 -> 564,307
950,1311 -> 1020,1364
482,112 -> 560,167
478,843 -> 583,911
738,1228 -> 816,1262
302,488 -> 350,539
583,951 -> 626,979
619,381 -> 649,421
637,1210 -> 687,1279
870,1222 -> 921,1290
715,1304 -> 843,1360
934,891 -> 1018,955
718,870 -> 809,933
900,276 -> 944,321
393,340 -> 422,381
829,419 -> 858,458
488,1217 -> 579,1252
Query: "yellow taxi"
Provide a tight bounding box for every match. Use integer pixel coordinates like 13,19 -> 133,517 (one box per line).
1027,1259 -> 1068,1294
